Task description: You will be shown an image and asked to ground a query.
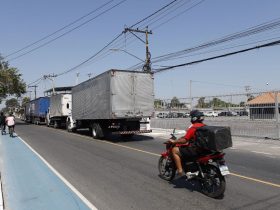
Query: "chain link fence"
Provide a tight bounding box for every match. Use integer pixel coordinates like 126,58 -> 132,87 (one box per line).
152,91 -> 280,139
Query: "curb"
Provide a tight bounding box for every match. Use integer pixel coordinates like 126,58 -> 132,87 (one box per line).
0,173 -> 3,210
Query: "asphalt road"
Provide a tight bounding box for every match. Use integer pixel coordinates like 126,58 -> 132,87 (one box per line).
13,121 -> 280,210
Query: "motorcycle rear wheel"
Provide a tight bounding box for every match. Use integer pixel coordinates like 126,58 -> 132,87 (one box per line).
158,156 -> 176,181
200,165 -> 226,198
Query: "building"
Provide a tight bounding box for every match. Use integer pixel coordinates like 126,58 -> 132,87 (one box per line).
247,92 -> 280,119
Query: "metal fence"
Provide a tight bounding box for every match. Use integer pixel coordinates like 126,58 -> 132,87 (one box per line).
152,90 -> 280,139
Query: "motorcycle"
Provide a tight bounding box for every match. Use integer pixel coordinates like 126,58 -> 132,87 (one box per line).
158,129 -> 230,198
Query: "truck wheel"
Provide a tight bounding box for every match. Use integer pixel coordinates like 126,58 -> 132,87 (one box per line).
66,121 -> 75,132
92,123 -> 104,139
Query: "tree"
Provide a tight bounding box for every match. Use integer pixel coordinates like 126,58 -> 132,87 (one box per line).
22,96 -> 30,106
196,97 -> 207,108
154,99 -> 163,108
247,95 -> 255,102
0,55 -> 26,103
171,97 -> 180,108
5,98 -> 19,108
240,101 -> 246,107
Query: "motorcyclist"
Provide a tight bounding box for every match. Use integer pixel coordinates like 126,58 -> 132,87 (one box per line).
0,112 -> 6,132
168,110 -> 205,176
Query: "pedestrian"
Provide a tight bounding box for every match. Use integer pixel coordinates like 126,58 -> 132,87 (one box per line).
0,112 -> 6,134
5,112 -> 15,137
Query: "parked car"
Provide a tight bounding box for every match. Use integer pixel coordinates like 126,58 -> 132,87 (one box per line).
157,112 -> 168,118
218,111 -> 237,116
204,111 -> 219,117
183,112 -> 190,118
237,110 -> 249,116
167,112 -> 178,118
218,111 -> 232,116
177,112 -> 186,118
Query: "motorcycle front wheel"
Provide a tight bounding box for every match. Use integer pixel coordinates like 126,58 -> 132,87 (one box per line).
200,165 -> 226,198
158,156 -> 176,181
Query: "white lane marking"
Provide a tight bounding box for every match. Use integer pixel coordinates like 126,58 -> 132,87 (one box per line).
17,135 -> 98,210
270,146 -> 280,149
251,151 -> 273,156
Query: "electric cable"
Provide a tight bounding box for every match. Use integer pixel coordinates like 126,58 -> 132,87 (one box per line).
4,0 -> 114,59
7,0 -> 127,61
153,39 -> 280,73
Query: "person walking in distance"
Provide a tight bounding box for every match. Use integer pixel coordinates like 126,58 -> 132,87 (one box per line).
0,112 -> 6,134
6,112 -> 15,137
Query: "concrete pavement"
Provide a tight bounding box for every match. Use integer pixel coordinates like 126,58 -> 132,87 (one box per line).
147,128 -> 280,158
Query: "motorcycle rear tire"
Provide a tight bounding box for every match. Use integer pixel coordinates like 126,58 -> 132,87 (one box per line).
200,165 -> 226,198
158,156 -> 176,181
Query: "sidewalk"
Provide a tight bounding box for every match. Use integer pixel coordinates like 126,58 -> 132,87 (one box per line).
0,133 -> 95,210
149,128 -> 280,157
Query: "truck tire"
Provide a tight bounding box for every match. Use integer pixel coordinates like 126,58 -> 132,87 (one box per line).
54,121 -> 58,129
92,123 -> 104,139
66,120 -> 76,132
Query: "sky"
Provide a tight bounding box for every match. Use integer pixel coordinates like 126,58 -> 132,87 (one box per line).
1,0 -> 280,104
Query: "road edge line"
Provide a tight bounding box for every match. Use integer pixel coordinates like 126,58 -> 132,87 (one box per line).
17,135 -> 98,210
0,173 -> 4,210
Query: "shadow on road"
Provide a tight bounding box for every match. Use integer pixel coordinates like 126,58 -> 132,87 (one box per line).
74,129 -> 155,143
169,177 -> 224,200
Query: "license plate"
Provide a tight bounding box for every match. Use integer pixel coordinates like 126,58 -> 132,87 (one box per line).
219,165 -> 230,176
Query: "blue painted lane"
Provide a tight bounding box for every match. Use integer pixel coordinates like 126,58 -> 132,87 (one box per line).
0,133 -> 92,210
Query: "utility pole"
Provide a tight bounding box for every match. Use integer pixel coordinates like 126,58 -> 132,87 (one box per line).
76,72 -> 80,85
28,85 -> 38,99
124,27 -> 152,72
245,85 -> 251,101
190,80 -> 192,110
44,73 -> 57,95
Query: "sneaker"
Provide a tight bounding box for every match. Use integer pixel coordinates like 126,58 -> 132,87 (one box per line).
177,171 -> 185,178
186,171 -> 199,179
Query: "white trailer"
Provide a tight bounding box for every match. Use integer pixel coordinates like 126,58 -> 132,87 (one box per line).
67,69 -> 154,139
47,93 -> 72,128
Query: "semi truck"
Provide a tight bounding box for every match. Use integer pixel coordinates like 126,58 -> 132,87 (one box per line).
24,97 -> 50,124
46,93 -> 72,128
67,69 -> 154,139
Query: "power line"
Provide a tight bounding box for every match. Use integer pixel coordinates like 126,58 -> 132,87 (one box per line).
56,32 -> 124,76
153,39 -> 280,73
152,18 -> 280,64
7,0 -> 128,62
26,0 -> 204,84
4,0 -> 114,59
130,0 -> 179,28
62,0 -> 203,71
47,0 -> 186,76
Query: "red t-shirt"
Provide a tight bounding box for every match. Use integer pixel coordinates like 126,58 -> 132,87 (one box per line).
184,122 -> 205,142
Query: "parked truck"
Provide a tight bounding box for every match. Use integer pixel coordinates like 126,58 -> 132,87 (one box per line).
46,93 -> 72,128
67,69 -> 154,138
24,97 -> 50,124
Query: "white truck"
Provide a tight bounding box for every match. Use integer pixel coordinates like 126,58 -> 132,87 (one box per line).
67,69 -> 154,139
46,93 -> 72,128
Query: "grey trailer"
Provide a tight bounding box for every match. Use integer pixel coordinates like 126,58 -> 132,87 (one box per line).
67,69 -> 154,138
